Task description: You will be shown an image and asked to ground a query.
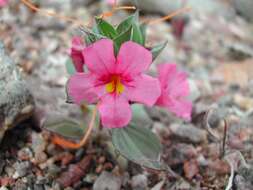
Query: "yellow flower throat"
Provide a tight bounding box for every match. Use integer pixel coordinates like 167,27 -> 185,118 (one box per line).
105,75 -> 124,94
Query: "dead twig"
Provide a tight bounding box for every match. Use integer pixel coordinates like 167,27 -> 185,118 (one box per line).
204,109 -> 228,158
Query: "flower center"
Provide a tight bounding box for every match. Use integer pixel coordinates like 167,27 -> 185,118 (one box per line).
105,75 -> 124,94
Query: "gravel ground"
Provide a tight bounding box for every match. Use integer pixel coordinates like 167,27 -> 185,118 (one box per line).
1,0 -> 253,189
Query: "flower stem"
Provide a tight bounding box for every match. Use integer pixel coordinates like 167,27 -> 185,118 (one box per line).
144,7 -> 191,25
21,0 -> 85,26
98,6 -> 136,19
52,106 -> 98,149
21,0 -> 135,25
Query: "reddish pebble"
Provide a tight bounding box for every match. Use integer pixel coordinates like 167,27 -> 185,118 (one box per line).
184,159 -> 199,180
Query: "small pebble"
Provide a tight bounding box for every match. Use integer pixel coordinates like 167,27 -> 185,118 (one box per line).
34,184 -> 44,190
169,124 -> 207,144
33,152 -> 48,164
131,174 -> 148,190
13,161 -> 31,179
18,148 -> 33,161
98,156 -> 106,164
93,171 -> 122,190
0,187 -> 9,190
4,166 -> 15,177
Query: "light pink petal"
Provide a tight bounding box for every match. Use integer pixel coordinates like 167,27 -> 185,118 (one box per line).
106,0 -> 115,5
156,63 -> 192,120
165,98 -> 192,121
0,0 -> 8,7
155,89 -> 168,107
117,41 -> 152,77
83,39 -> 116,76
125,74 -> 161,106
157,64 -> 177,86
70,36 -> 86,72
98,95 -> 132,128
67,73 -> 106,105
158,63 -> 190,97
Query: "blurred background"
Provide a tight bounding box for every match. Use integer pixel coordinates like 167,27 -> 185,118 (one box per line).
0,0 -> 253,189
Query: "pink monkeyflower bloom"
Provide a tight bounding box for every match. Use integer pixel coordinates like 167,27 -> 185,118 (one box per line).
68,39 -> 161,128
0,0 -> 8,7
106,0 -> 116,5
70,36 -> 86,72
156,64 -> 192,121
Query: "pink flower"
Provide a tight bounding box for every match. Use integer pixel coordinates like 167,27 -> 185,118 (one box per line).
68,39 -> 161,128
0,0 -> 8,7
156,64 -> 192,120
106,0 -> 116,5
70,36 -> 86,72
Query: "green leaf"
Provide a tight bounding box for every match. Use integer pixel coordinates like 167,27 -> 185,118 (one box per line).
95,17 -> 118,39
150,41 -> 168,61
65,58 -> 76,75
92,24 -> 100,34
114,25 -> 132,54
85,32 -> 105,45
107,142 -> 128,170
112,124 -> 166,171
131,23 -> 145,45
116,11 -> 139,34
79,26 -> 104,45
43,116 -> 86,141
131,104 -> 153,127
140,23 -> 147,45
85,34 -> 98,45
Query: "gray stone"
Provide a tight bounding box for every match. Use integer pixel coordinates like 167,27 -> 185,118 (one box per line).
0,42 -> 34,142
39,0 -> 93,10
235,175 -> 252,190
169,124 -> 207,144
236,165 -> 253,187
34,184 -> 45,190
13,161 -> 31,179
93,171 -> 122,190
0,187 -> 9,190
4,165 -> 15,177
121,0 -> 235,18
164,143 -> 197,166
232,0 -> 253,22
31,132 -> 46,154
131,174 -> 148,190
175,179 -> 191,189
12,179 -> 28,190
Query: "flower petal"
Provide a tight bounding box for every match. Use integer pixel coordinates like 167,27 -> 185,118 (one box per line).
0,0 -> 8,7
70,36 -> 86,72
158,64 -> 189,97
67,73 -> 106,104
83,39 -> 116,76
117,41 -> 152,77
126,74 -> 161,106
164,97 -> 192,121
106,0 -> 115,5
157,64 -> 176,86
98,95 -> 132,128
156,63 -> 192,120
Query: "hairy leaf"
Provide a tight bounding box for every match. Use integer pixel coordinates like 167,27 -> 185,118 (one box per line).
95,17 -> 118,39
116,11 -> 139,34
112,124 -> 166,171
43,116 -> 86,140
114,26 -> 132,54
151,41 -> 168,61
